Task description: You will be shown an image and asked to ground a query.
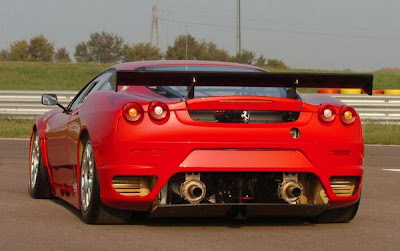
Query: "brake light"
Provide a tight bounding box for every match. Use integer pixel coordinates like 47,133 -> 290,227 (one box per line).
148,102 -> 169,121
340,106 -> 357,125
319,105 -> 336,123
123,102 -> 143,123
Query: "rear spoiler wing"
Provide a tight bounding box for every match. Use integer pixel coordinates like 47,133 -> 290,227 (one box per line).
116,71 -> 373,96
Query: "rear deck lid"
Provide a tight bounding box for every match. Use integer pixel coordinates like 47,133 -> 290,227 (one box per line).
185,96 -> 303,124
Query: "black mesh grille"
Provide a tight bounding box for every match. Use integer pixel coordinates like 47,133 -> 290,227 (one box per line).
189,110 -> 300,123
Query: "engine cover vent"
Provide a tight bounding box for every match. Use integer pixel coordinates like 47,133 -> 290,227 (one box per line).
189,110 -> 300,123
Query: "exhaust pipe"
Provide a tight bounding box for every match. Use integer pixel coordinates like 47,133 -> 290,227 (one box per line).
179,180 -> 206,203
279,180 -> 303,204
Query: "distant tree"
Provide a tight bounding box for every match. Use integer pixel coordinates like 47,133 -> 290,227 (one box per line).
266,59 -> 288,69
54,47 -> 71,62
0,49 -> 10,61
85,32 -> 124,63
256,55 -> 267,67
230,49 -> 256,65
10,40 -> 31,61
28,34 -> 54,62
123,43 -> 162,62
166,34 -> 204,60
198,41 -> 230,61
74,42 -> 92,62
166,35 -> 231,61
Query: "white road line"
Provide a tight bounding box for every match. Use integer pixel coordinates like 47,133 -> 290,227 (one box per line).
383,169 -> 400,172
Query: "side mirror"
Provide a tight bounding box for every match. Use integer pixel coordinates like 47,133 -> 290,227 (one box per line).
41,94 -> 58,106
41,94 -> 68,112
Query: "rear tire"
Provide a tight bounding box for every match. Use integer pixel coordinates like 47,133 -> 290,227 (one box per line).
28,132 -> 52,199
309,200 -> 360,223
80,138 -> 131,224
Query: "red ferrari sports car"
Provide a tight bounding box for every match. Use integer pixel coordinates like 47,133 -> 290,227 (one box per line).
29,60 -> 373,224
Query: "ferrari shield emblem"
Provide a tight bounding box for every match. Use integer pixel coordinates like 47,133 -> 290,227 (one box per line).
241,111 -> 250,123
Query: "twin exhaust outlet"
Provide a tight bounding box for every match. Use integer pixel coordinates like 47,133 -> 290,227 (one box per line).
173,172 -> 303,204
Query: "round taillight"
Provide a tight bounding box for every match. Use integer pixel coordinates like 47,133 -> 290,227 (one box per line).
319,105 -> 336,123
340,106 -> 357,125
123,102 -> 143,123
148,102 -> 169,121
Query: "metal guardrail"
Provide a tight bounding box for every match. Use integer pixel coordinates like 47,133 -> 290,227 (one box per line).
1,90 -> 400,124
331,94 -> 400,124
0,90 -> 76,119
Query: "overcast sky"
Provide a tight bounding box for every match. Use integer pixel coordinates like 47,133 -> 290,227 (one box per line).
0,0 -> 399,71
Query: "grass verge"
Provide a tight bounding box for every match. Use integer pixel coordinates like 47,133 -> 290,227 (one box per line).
362,122 -> 400,145
0,117 -> 399,145
0,117 -> 35,138
0,62 -> 399,91
0,62 -> 111,90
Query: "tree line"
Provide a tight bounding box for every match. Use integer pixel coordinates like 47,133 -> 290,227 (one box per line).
0,32 -> 288,68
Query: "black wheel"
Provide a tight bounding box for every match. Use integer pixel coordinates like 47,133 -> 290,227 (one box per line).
309,200 -> 360,223
28,132 -> 52,199
80,138 -> 131,224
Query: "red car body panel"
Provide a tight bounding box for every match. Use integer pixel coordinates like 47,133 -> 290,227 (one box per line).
31,60 -> 369,214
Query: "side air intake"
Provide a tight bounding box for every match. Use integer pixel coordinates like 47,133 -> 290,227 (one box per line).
112,176 -> 157,197
330,177 -> 360,197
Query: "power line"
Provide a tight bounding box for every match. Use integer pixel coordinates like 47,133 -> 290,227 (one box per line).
159,8 -> 396,34
159,17 -> 398,41
158,8 -> 236,19
159,17 -> 234,29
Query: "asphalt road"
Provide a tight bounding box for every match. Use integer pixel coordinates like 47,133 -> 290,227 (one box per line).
1,139 -> 400,250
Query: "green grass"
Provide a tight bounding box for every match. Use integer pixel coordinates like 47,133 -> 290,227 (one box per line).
0,62 -> 112,90
1,116 -> 399,144
362,123 -> 400,145
0,62 -> 399,91
373,71 -> 400,89
0,117 -> 35,138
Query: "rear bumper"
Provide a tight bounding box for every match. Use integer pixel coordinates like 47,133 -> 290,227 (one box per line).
96,148 -> 363,212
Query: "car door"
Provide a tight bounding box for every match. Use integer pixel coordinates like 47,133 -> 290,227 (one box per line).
46,80 -> 96,187
45,111 -> 70,186
66,71 -> 114,189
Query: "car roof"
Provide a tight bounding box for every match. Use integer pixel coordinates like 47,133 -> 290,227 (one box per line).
112,60 -> 264,71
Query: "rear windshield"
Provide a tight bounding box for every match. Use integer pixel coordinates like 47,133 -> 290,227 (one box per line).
148,86 -> 287,99
143,65 -> 289,99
